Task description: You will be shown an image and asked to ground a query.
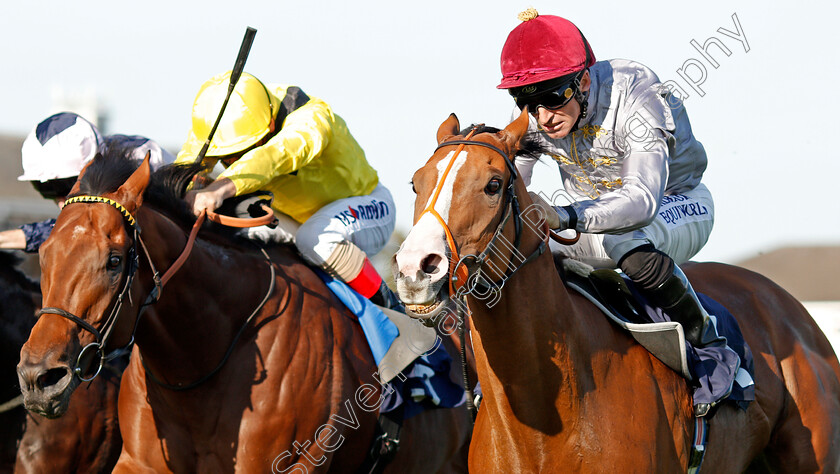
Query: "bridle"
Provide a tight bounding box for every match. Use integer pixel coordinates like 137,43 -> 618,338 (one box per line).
421,126 -> 556,421
424,126 -> 551,300
36,194 -> 276,385
37,196 -> 146,382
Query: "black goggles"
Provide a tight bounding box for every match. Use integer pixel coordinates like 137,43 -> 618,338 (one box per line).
30,177 -> 77,200
514,85 -> 576,113
511,69 -> 586,114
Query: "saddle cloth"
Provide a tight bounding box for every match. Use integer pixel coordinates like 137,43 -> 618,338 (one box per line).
563,260 -> 755,409
316,270 -> 465,419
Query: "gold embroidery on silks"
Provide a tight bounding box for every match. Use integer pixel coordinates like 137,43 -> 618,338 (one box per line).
564,129 -> 624,200
580,124 -> 608,139
550,153 -> 575,166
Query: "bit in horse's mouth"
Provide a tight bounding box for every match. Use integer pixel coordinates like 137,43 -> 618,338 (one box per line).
406,298 -> 443,315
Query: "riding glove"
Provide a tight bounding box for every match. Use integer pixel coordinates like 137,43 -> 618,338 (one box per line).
527,191 -> 577,231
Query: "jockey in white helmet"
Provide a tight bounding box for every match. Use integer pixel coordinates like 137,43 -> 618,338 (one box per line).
0,112 -> 174,252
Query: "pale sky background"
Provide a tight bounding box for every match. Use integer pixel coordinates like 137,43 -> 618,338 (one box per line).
0,0 -> 837,264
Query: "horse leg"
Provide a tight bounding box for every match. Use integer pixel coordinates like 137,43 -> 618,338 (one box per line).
385,406 -> 471,474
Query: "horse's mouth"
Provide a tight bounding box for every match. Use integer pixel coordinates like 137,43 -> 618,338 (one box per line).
18,364 -> 78,419
24,397 -> 70,419
404,284 -> 450,322
22,385 -> 75,419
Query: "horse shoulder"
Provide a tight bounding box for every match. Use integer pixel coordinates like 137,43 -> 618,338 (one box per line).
559,292 -> 693,464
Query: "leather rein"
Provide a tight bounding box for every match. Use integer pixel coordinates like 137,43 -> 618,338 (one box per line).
36,195 -> 276,387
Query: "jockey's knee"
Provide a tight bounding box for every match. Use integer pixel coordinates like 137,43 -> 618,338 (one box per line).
616,243 -> 675,292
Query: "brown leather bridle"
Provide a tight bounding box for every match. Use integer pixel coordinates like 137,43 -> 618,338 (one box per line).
37,195 -> 277,384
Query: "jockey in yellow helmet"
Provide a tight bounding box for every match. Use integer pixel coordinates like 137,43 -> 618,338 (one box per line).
176,71 -> 401,309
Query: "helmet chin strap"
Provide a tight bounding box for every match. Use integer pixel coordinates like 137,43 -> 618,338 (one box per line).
569,71 -> 590,133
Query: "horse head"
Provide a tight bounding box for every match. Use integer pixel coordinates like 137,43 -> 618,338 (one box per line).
394,110 -> 546,321
17,153 -> 150,418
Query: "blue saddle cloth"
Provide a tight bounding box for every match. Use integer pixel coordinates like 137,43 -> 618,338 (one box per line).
316,270 -> 465,419
626,282 -> 755,409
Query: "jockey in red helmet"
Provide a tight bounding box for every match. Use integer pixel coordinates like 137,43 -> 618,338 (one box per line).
499,10 -> 728,416
498,9 -> 596,136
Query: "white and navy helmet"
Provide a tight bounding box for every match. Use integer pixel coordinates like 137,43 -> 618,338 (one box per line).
103,134 -> 176,171
18,112 -> 105,182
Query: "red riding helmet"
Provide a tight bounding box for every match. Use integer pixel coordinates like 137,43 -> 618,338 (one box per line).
498,9 -> 596,90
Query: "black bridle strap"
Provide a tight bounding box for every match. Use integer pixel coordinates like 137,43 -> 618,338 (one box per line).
435,139 -> 518,180
36,234 -> 139,353
37,307 -> 102,342
435,137 -> 540,293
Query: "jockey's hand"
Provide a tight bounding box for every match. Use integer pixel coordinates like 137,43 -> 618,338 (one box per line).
185,177 -> 236,217
528,191 -> 572,230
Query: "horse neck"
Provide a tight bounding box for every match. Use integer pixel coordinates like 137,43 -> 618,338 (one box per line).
466,242 -> 594,425
130,208 -> 279,375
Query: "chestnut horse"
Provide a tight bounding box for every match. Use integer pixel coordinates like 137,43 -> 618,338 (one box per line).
394,110 -> 840,472
0,251 -> 122,473
17,151 -> 470,473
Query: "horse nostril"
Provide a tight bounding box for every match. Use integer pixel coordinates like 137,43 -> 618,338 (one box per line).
37,368 -> 69,390
422,254 -> 443,275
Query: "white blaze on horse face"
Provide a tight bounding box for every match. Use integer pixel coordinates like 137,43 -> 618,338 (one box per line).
425,150 -> 467,222
395,151 -> 466,300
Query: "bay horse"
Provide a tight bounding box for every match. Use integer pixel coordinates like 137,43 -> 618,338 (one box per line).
17,150 -> 470,473
0,251 -> 121,473
393,110 -> 840,472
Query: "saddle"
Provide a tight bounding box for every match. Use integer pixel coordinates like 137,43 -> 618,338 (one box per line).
557,256 -> 756,412
561,258 -> 693,379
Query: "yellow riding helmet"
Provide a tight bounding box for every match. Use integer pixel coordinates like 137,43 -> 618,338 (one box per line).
190,71 -> 279,157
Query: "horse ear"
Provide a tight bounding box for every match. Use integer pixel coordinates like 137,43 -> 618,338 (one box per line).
436,113 -> 461,144
113,152 -> 151,213
500,108 -> 531,152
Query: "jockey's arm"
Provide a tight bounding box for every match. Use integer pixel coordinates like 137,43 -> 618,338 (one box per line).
569,134 -> 668,234
0,228 -> 26,250
514,131 -> 669,234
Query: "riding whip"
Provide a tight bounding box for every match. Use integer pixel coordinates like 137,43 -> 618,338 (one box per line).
193,26 -> 258,165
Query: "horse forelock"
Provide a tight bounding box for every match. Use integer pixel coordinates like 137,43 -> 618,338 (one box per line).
74,148 -> 140,198
457,124 -> 546,165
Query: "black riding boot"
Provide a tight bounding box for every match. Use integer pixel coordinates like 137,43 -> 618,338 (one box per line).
645,265 -> 726,348
620,245 -> 725,348
369,280 -> 406,313
621,246 -> 729,417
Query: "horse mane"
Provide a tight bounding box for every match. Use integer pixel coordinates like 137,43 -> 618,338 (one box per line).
459,123 -> 551,164
71,145 -> 242,242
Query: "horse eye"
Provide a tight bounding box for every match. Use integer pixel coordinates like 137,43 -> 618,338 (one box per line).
485,178 -> 502,195
107,255 -> 122,270
410,180 -> 417,194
